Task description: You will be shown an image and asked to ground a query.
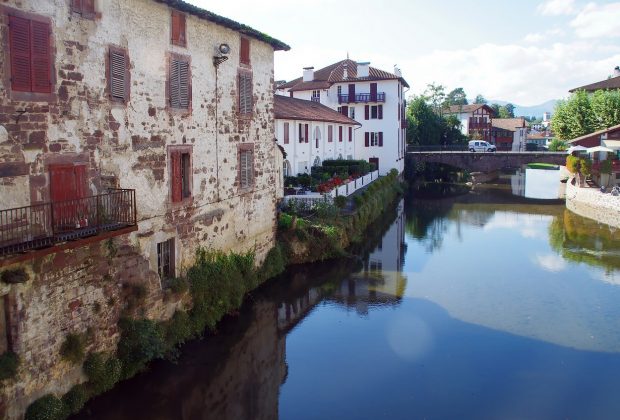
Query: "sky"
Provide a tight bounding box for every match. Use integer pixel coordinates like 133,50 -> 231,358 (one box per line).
192,0 -> 620,106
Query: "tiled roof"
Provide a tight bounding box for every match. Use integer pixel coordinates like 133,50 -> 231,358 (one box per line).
569,76 -> 620,93
274,95 -> 360,125
279,59 -> 409,91
568,123 -> 620,144
491,118 -> 527,131
154,0 -> 290,51
445,104 -> 487,114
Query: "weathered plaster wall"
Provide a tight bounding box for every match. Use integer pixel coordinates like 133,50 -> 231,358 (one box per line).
0,0 -> 280,416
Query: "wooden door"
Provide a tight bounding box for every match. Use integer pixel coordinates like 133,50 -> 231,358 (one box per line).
49,164 -> 87,231
370,83 -> 377,101
348,84 -> 355,103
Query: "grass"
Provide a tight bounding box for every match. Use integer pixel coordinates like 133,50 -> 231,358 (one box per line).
527,163 -> 560,170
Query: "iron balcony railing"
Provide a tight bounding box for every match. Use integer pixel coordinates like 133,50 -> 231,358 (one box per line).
338,92 -> 386,104
0,188 -> 136,257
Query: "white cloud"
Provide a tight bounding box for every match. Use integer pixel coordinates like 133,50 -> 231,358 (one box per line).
534,254 -> 568,272
524,33 -> 544,43
404,41 -> 620,105
537,0 -> 577,15
570,3 -> 620,38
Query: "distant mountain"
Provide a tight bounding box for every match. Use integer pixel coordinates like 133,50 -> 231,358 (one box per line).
484,99 -> 558,118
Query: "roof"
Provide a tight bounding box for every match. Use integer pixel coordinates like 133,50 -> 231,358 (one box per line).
603,140 -> 620,149
154,0 -> 290,51
491,118 -> 527,131
569,75 -> 620,93
278,59 -> 409,91
274,95 -> 360,125
445,104 -> 495,115
568,123 -> 620,144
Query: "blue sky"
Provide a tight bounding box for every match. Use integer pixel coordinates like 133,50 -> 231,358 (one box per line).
194,0 -> 620,105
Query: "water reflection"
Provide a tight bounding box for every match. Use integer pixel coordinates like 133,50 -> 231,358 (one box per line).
511,167 -> 564,199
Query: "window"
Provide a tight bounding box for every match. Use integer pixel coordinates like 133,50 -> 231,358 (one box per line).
240,37 -> 250,65
299,123 -> 308,143
71,0 -> 95,17
8,14 -> 52,94
337,86 -> 342,96
328,125 -> 333,142
108,46 -> 129,103
239,146 -> 254,189
169,147 -> 192,202
365,132 -> 383,147
283,122 -> 289,144
337,107 -> 342,113
365,105 -> 383,120
169,55 -> 190,109
311,90 -> 320,102
349,107 -> 355,119
348,127 -> 352,142
238,70 -> 253,115
157,238 -> 175,280
339,126 -> 343,142
171,10 -> 186,47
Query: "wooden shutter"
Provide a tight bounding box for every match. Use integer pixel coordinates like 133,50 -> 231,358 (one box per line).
171,11 -> 186,46
378,105 -> 383,120
71,0 -> 82,12
364,132 -> 369,147
364,105 -> 369,120
170,59 -> 189,108
171,151 -> 182,202
109,49 -> 126,101
240,37 -> 250,65
284,122 -> 289,144
328,126 -> 333,142
304,124 -> 309,143
378,132 -> 383,147
31,21 -> 51,93
239,72 -> 252,114
9,16 -> 32,92
348,127 -> 352,142
341,106 -> 348,116
83,0 -> 95,17
370,83 -> 377,101
339,126 -> 343,142
299,124 -> 303,143
348,84 -> 355,102
240,150 -> 253,188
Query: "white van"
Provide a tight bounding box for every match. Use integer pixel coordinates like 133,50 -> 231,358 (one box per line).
468,140 -> 496,153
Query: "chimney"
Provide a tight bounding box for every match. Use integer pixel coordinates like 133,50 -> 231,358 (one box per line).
393,65 -> 402,78
343,63 -> 348,80
615,66 -> 620,78
303,67 -> 314,82
357,62 -> 370,78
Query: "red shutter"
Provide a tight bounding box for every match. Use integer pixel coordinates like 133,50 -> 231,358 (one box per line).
171,11 -> 180,45
365,132 -> 369,147
364,105 -> 369,120
348,84 -> 355,103
378,105 -> 383,120
370,83 -> 377,101
171,152 -> 182,202
9,15 -> 32,92
339,126 -> 343,142
240,37 -> 250,65
50,165 -> 76,203
379,132 -> 383,147
328,126 -> 333,142
71,0 -> 83,13
348,127 -> 352,142
341,106 -> 348,116
31,20 -> 51,93
74,165 -> 88,198
305,124 -> 309,143
284,122 -> 289,144
83,0 -> 95,17
299,124 -> 303,143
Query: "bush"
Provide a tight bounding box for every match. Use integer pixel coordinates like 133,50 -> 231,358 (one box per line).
601,158 -> 613,174
163,311 -> 192,349
258,244 -> 287,281
580,158 -> 592,177
62,384 -> 88,415
167,277 -> 189,294
83,352 -> 122,394
117,318 -> 165,379
566,155 -> 580,173
278,213 -> 293,230
334,195 -> 347,209
59,333 -> 86,364
0,351 -> 19,381
25,395 -> 67,420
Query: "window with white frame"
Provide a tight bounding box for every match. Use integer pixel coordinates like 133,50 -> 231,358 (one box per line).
349,107 -> 355,119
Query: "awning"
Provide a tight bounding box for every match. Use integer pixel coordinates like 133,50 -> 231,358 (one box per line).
587,146 -> 615,153
603,140 -> 620,149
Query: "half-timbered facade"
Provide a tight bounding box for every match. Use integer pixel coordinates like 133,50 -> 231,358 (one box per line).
445,104 -> 496,142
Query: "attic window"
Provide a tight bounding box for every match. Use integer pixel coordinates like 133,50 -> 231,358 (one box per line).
240,37 -> 250,65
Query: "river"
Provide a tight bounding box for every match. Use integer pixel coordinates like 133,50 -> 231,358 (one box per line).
75,180 -> 620,420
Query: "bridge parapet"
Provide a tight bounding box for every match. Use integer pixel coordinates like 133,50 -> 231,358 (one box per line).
407,151 -> 566,172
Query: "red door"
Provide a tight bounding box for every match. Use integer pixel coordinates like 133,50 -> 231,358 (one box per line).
369,158 -> 379,172
348,84 -> 355,103
370,83 -> 377,101
49,164 -> 88,231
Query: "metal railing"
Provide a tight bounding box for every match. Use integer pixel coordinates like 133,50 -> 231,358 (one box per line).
338,92 -> 386,104
0,189 -> 136,257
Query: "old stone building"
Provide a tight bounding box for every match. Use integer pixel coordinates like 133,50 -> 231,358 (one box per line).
0,0 -> 288,416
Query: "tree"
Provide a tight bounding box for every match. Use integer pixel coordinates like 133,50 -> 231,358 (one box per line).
406,95 -> 467,146
474,94 -> 487,104
445,87 -> 468,107
548,139 -> 568,151
423,83 -> 446,114
504,103 -> 516,118
489,103 -> 501,117
591,90 -> 620,129
551,90 -> 596,140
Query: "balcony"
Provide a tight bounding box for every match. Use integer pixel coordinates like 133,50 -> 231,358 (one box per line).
0,189 -> 137,259
469,122 -> 492,130
338,92 -> 386,104
592,160 -> 620,173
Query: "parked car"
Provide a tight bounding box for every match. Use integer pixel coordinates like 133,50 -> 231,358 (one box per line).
468,140 -> 496,152
525,143 -> 540,151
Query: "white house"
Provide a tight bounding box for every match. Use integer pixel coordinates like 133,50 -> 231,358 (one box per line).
277,59 -> 409,175
492,118 -> 528,151
274,96 -> 360,176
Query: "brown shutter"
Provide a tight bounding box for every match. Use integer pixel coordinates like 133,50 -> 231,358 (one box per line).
378,105 -> 383,120
74,164 -> 88,198
328,125 -> 333,142
171,11 -> 186,46
341,106 -> 348,116
339,126 -> 343,142
170,59 -> 189,108
284,122 -> 289,144
171,151 -> 182,202
109,49 -> 126,101
238,72 -> 252,114
364,105 -> 369,120
71,0 -> 83,13
365,132 -> 369,147
370,83 -> 377,101
299,124 -> 303,143
31,21 -> 51,93
379,132 -> 383,147
348,127 -> 352,142
305,124 -> 309,143
9,15 -> 32,92
83,0 -> 95,17
170,60 -> 179,107
240,37 -> 250,65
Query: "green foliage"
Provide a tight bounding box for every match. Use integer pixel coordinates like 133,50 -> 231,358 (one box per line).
59,333 -> 86,365
117,318 -> 165,379
548,138 -> 568,151
423,82 -> 446,113
62,384 -> 88,415
258,244 -> 287,282
83,352 -> 122,394
25,395 -> 67,420
600,158 -> 613,174
591,89 -> 620,130
407,95 -> 466,146
278,212 -> 293,230
566,155 -> 580,173
580,157 -> 592,177
551,90 -> 619,140
167,277 -> 189,294
0,351 -> 19,381
444,87 -> 468,107
334,195 -> 348,209
474,94 -> 487,104
163,311 -> 193,350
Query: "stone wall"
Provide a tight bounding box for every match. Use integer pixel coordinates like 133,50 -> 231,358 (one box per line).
0,0 -> 282,417
565,180 -> 620,228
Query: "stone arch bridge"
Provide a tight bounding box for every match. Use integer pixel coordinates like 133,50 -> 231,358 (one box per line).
407,151 -> 567,173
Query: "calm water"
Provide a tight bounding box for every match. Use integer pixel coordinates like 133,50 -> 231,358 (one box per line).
76,185 -> 620,420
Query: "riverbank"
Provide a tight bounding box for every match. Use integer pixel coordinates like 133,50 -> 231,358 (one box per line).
23,172 -> 403,420
565,179 -> 620,229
